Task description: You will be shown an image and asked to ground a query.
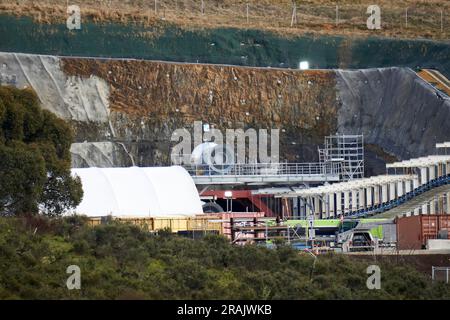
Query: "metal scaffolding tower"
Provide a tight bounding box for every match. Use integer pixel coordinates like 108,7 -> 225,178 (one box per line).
319,135 -> 364,181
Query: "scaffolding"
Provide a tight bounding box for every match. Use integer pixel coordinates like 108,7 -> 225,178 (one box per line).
227,217 -> 335,253
319,135 -> 364,181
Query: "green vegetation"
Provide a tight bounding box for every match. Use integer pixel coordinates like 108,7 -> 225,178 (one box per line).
0,216 -> 448,300
0,86 -> 82,216
2,13 -> 450,77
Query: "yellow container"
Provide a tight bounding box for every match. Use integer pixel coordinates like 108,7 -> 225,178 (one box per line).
87,216 -> 223,234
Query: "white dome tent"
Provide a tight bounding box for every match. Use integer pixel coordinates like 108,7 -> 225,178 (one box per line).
70,166 -> 203,217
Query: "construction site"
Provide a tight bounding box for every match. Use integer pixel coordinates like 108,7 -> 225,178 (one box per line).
2,49 -> 450,255
1,0 -> 450,301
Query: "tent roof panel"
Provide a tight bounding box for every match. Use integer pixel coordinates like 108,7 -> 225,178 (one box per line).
70,166 -> 203,217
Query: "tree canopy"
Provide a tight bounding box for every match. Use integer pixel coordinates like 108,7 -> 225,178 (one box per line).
0,216 -> 449,300
0,86 -> 82,216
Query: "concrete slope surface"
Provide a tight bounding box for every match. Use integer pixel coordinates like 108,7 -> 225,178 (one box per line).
336,67 -> 450,162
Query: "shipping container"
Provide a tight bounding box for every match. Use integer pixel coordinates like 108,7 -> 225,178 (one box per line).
395,214 -> 450,250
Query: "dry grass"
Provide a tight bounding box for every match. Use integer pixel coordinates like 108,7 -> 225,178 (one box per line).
1,0 -> 450,40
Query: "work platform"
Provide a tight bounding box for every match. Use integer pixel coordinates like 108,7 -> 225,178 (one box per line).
186,162 -> 341,185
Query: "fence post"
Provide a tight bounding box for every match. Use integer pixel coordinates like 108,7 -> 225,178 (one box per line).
405,7 -> 408,28
336,5 -> 339,27
201,0 -> 205,15
154,0 -> 157,14
246,3 -> 249,23
441,10 -> 444,33
432,266 -> 435,281
291,2 -> 297,27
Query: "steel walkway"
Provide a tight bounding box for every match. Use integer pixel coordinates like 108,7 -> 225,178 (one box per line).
186,162 -> 341,185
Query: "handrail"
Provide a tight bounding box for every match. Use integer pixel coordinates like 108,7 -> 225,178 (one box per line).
185,162 -> 342,177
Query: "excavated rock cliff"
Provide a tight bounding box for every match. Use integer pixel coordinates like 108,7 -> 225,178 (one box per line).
0,52 -> 338,167
1,52 -> 449,174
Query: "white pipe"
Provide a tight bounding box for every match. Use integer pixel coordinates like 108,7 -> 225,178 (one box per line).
447,193 -> 450,214
306,197 -> 312,216
382,184 -> 388,203
329,193 -> 335,217
359,189 -> 366,209
420,167 -> 428,184
405,180 -> 412,193
374,186 -> 380,205
430,198 -> 436,214
336,192 -> 342,216
413,177 -> 419,189
422,203 -> 429,214
366,187 -> 373,207
344,191 -> 350,213
389,182 -> 396,200
429,165 -> 436,181
351,190 -> 358,210
321,194 -> 327,218
314,196 -> 320,218
397,181 -> 404,197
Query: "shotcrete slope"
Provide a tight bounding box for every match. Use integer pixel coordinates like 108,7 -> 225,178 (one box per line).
336,67 -> 450,161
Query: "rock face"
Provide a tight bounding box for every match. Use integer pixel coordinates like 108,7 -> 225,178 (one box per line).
1,52 -> 449,174
1,52 -> 338,167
